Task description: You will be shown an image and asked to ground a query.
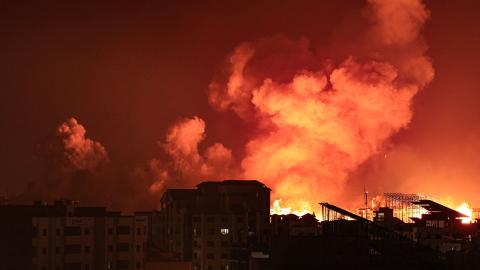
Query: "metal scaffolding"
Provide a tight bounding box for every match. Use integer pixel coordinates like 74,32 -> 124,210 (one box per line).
384,193 -> 427,223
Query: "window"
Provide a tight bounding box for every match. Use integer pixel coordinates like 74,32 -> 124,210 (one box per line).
116,260 -> 129,269
207,241 -> 214,247
116,243 -> 130,252
220,228 -> 229,235
117,226 -> 130,235
64,226 -> 81,236
64,245 -> 82,254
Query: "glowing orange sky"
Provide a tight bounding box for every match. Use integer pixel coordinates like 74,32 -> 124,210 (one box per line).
2,0 -> 480,211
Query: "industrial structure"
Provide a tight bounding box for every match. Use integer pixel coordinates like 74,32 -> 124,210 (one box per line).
384,193 -> 428,223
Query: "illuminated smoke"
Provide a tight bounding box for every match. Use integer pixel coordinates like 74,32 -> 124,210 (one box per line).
141,116 -> 238,194
36,117 -> 109,172
25,118 -> 110,203
35,0 -> 435,212
206,0 -> 434,212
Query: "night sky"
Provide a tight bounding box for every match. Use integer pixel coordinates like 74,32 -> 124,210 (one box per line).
2,0 -> 480,210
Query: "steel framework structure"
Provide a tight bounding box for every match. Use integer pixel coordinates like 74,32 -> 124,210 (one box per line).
384,193 -> 427,223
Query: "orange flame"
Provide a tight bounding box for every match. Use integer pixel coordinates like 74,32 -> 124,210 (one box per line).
456,202 -> 473,224
270,199 -> 313,217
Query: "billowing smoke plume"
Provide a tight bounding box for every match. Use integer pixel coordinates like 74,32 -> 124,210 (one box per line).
23,0 -> 436,213
48,118 -> 109,171
207,0 -> 433,211
22,118 -> 110,203
137,117 -> 238,196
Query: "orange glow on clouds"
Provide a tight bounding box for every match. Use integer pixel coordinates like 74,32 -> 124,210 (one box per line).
145,0 -> 435,215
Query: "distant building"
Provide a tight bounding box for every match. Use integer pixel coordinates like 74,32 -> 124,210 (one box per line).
270,213 -> 320,237
0,200 -> 151,270
375,200 -> 479,254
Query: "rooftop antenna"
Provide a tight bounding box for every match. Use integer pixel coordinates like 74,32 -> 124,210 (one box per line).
364,185 -> 368,219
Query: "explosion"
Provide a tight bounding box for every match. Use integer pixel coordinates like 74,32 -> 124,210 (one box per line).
137,0 -> 436,215
29,0 -> 435,214
206,0 -> 434,215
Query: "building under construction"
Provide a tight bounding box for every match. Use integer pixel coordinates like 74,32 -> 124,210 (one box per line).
383,193 -> 428,223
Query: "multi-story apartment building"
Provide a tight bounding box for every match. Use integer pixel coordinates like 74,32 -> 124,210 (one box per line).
158,180 -> 271,270
0,200 -> 150,270
159,189 -> 195,261
191,180 -> 270,270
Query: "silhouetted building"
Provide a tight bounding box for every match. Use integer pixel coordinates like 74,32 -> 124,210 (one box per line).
191,180 -> 270,270
270,213 -> 320,237
0,200 -> 150,270
159,189 -> 196,261
157,180 -> 270,270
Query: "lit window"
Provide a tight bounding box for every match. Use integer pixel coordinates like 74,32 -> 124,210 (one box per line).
220,228 -> 229,235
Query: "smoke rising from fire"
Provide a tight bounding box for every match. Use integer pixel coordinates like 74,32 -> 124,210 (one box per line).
140,117 -> 238,196
22,118 -> 110,203
132,0 -> 435,212
203,0 -> 434,211
22,0 -> 438,213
